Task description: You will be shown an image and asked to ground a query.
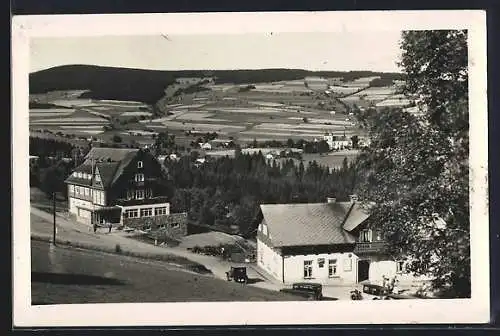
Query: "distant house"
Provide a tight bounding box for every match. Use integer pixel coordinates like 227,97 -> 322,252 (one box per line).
256,196 -> 430,285
323,133 -> 352,150
169,153 -> 180,161
64,147 -> 187,238
200,142 -> 212,150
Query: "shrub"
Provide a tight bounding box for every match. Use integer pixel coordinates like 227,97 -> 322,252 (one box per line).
115,244 -> 122,253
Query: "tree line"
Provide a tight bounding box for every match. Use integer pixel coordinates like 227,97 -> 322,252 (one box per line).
163,151 -> 358,237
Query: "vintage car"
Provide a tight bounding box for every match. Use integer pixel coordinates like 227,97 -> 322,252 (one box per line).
225,266 -> 248,283
280,282 -> 323,300
361,283 -> 391,300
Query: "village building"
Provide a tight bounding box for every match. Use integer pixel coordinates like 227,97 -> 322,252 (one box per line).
64,147 -> 187,239
323,133 -> 353,150
200,142 -> 212,151
256,196 -> 429,286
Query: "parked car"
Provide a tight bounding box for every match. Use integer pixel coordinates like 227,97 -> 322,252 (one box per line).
361,283 -> 391,300
225,266 -> 248,283
280,282 -> 323,300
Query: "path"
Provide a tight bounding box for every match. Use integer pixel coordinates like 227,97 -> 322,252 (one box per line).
30,207 -> 359,299
30,207 -> 271,285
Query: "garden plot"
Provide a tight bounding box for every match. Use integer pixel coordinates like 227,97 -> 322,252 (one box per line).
49,99 -> 95,107
207,84 -> 235,92
96,99 -> 147,106
357,86 -> 396,95
328,86 -> 361,95
249,101 -> 286,107
160,121 -> 246,133
204,107 -> 283,114
254,123 -> 348,130
171,104 -> 207,110
121,111 -> 153,117
287,117 -> 352,125
240,130 -> 320,139
29,108 -> 77,118
376,98 -> 411,107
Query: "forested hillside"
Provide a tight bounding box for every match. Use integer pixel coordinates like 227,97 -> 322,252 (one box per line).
30,64 -> 403,104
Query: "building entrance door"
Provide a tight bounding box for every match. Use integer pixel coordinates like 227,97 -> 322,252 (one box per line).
357,259 -> 370,283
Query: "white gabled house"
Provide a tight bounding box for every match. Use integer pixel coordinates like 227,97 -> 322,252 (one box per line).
256,196 -> 433,286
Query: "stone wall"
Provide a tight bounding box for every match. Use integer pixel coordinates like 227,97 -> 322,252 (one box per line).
123,212 -> 188,240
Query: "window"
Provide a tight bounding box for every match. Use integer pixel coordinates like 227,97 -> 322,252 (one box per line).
170,222 -> 180,229
78,172 -> 83,178
72,172 -> 77,177
328,259 -> 338,277
303,260 -> 313,278
135,189 -> 145,199
95,174 -> 101,182
69,185 -> 74,193
84,187 -> 90,196
374,230 -> 382,241
75,186 -> 80,194
126,190 -> 133,200
155,207 -> 167,216
137,161 -> 143,168
145,188 -> 152,198
396,261 -> 405,273
140,208 -> 153,217
343,257 -> 352,272
125,209 -> 139,218
135,173 -> 145,182
359,229 -> 372,242
317,258 -> 325,268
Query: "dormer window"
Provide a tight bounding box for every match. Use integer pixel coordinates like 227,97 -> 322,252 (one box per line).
137,161 -> 143,168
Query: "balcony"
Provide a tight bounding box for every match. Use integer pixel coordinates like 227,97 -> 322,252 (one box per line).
113,196 -> 169,207
354,241 -> 388,254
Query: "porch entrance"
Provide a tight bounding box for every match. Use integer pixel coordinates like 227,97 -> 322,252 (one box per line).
357,259 -> 370,283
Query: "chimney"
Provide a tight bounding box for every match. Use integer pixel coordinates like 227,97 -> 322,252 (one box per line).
326,197 -> 336,204
349,194 -> 358,203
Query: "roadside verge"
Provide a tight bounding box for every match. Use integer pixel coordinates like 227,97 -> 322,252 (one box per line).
30,234 -> 213,276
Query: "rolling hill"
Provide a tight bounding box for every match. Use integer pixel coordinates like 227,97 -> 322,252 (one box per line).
30,64 -> 403,104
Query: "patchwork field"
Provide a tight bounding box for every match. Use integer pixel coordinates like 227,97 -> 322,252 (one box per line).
29,74 -> 413,147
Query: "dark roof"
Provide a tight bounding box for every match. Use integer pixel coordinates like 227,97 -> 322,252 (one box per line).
65,147 -> 139,188
84,147 -> 139,163
95,162 -> 120,187
260,202 -> 370,247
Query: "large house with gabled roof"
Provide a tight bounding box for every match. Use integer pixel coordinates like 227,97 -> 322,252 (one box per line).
64,147 -> 187,239
256,196 -> 431,286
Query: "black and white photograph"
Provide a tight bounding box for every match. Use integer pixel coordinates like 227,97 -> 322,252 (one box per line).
12,11 -> 489,326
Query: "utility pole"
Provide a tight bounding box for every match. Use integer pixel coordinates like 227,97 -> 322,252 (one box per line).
52,191 -> 57,246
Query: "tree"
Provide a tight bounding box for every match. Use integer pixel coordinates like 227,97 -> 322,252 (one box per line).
317,140 -> 330,154
112,135 -> 122,143
355,30 -> 470,298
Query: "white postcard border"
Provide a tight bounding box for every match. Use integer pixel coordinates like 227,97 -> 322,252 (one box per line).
12,10 -> 489,327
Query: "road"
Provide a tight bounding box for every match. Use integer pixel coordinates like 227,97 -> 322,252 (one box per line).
30,207 -> 279,289
31,240 -> 305,304
30,206 -> 356,300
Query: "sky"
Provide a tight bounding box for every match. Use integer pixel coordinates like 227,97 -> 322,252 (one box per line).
30,31 -> 404,73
